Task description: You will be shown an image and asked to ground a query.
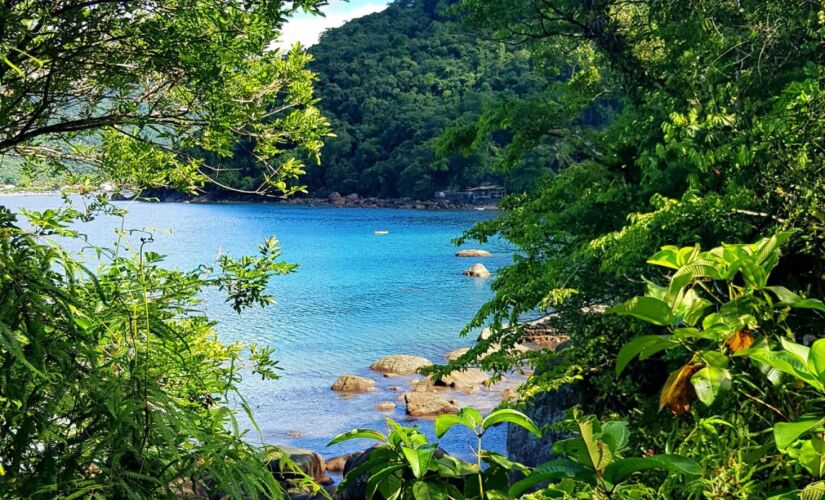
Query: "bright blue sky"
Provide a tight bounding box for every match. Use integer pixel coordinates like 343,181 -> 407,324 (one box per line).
277,0 -> 391,49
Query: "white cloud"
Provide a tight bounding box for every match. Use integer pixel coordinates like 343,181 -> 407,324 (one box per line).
274,3 -> 388,51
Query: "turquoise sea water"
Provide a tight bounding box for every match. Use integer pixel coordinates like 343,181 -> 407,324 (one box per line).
0,195 -> 516,461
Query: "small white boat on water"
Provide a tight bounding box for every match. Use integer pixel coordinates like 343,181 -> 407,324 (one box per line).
374,230 -> 390,235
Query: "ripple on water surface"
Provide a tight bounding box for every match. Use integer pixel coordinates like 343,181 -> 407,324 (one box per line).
0,196 -> 517,460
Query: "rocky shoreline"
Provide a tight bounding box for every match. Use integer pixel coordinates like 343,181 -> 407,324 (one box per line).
272,312 -> 572,499
117,189 -> 499,211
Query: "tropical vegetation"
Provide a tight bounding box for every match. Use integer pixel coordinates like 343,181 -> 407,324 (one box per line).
0,0 -> 823,498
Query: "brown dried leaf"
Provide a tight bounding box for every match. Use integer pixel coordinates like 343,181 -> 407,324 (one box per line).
659,363 -> 703,416
725,330 -> 754,353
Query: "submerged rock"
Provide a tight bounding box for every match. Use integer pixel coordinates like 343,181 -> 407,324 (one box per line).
456,249 -> 492,257
370,355 -> 432,375
374,401 -> 397,412
463,263 -> 490,278
404,392 -> 459,417
331,375 -> 376,393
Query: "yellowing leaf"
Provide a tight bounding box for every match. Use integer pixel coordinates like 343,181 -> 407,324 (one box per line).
659,363 -> 703,416
725,330 -> 754,353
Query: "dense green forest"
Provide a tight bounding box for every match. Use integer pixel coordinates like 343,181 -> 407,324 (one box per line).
202,0 -> 554,200
1,0 -> 824,498
303,0 -> 544,199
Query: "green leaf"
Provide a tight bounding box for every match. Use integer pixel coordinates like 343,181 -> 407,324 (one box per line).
615,335 -> 675,376
608,296 -> 673,326
810,339 -> 825,382
774,416 -> 825,449
739,257 -> 768,289
402,447 -> 435,479
412,480 -> 448,500
741,349 -> 822,390
601,421 -> 629,454
691,366 -> 732,407
699,351 -> 729,368
801,481 -> 825,500
482,409 -> 541,436
327,428 -> 387,446
603,454 -> 700,484
508,459 -> 585,497
435,407 -> 482,438
765,286 -> 801,304
365,463 -> 405,500
790,299 -> 825,313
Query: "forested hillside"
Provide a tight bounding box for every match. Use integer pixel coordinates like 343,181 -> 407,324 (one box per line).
303,0 -> 543,199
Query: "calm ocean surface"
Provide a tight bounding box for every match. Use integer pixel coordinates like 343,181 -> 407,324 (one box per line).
0,195 -> 515,461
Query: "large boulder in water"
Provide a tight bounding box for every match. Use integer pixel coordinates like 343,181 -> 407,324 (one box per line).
437,368 -> 489,389
463,263 -> 491,278
404,392 -> 459,417
370,355 -> 432,375
331,375 -> 376,393
456,249 -> 492,257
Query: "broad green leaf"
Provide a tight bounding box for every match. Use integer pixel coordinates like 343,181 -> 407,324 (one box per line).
691,366 -> 732,407
667,261 -> 722,305
781,337 -> 811,364
742,349 -> 822,390
578,416 -> 612,471
327,428 -> 387,446
790,299 -> 825,313
765,286 -> 801,304
615,335 -> 675,375
402,446 -> 435,479
810,339 -> 825,382
482,451 -> 530,474
774,416 -> 825,449
801,481 -> 825,500
739,257 -> 768,289
603,454 -> 700,484
699,351 -> 729,368
365,463 -> 405,500
608,296 -> 673,326
508,459 -> 585,497
459,407 -> 482,428
678,289 -> 712,326
434,414 -> 475,438
412,480 -> 448,500
647,246 -> 681,269
482,408 -> 541,436
601,421 -> 629,454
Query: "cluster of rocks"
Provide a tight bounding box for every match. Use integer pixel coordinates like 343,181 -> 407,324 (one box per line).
329,354 -> 502,419
320,192 -> 484,210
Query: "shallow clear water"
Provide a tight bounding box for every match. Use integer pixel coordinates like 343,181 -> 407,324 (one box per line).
0,195 -> 516,461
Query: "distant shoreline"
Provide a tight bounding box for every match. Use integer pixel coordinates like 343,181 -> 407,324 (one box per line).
1,189 -> 500,211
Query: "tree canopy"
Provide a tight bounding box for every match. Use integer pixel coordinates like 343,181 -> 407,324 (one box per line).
0,0 -> 330,197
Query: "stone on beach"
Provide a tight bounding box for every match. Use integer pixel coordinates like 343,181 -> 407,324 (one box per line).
456,249 -> 492,257
374,401 -> 397,412
370,355 -> 432,375
463,263 -> 490,278
331,375 -> 376,393
404,392 -> 459,417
